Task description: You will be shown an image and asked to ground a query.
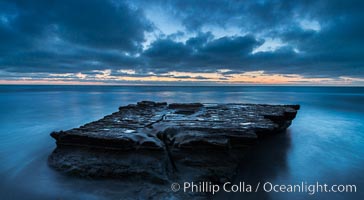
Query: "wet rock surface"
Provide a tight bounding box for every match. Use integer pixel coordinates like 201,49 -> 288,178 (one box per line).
48,101 -> 299,199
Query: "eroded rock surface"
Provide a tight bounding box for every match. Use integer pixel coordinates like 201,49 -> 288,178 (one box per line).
48,101 -> 299,199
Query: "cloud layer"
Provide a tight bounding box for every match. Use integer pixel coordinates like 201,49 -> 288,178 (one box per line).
0,0 -> 363,85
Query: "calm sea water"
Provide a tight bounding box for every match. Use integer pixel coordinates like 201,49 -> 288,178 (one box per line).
0,85 -> 363,200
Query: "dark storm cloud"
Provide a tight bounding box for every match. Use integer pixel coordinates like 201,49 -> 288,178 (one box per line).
137,0 -> 364,78
0,0 -> 363,81
142,34 -> 263,73
10,0 -> 151,50
0,0 -> 150,73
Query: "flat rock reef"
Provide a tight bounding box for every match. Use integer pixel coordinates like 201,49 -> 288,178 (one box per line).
49,101 -> 299,199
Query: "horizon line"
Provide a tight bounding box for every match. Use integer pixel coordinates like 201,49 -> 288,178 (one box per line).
1,83 -> 364,87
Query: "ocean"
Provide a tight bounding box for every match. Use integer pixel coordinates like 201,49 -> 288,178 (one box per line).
0,85 -> 363,199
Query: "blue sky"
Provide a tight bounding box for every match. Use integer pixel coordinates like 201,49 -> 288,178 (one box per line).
0,0 -> 363,85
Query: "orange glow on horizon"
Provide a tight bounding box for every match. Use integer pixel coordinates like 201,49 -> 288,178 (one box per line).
0,70 -> 362,85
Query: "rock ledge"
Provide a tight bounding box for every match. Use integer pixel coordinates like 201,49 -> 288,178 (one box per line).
48,101 -> 299,199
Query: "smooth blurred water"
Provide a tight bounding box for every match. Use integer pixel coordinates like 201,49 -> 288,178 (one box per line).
0,85 -> 363,200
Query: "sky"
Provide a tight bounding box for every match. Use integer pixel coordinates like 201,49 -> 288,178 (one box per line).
0,0 -> 363,85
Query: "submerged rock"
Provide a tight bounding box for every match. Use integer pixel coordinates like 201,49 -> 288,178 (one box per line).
48,101 -> 299,199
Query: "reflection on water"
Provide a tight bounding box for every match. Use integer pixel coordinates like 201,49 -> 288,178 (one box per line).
0,85 -> 363,199
215,130 -> 292,200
